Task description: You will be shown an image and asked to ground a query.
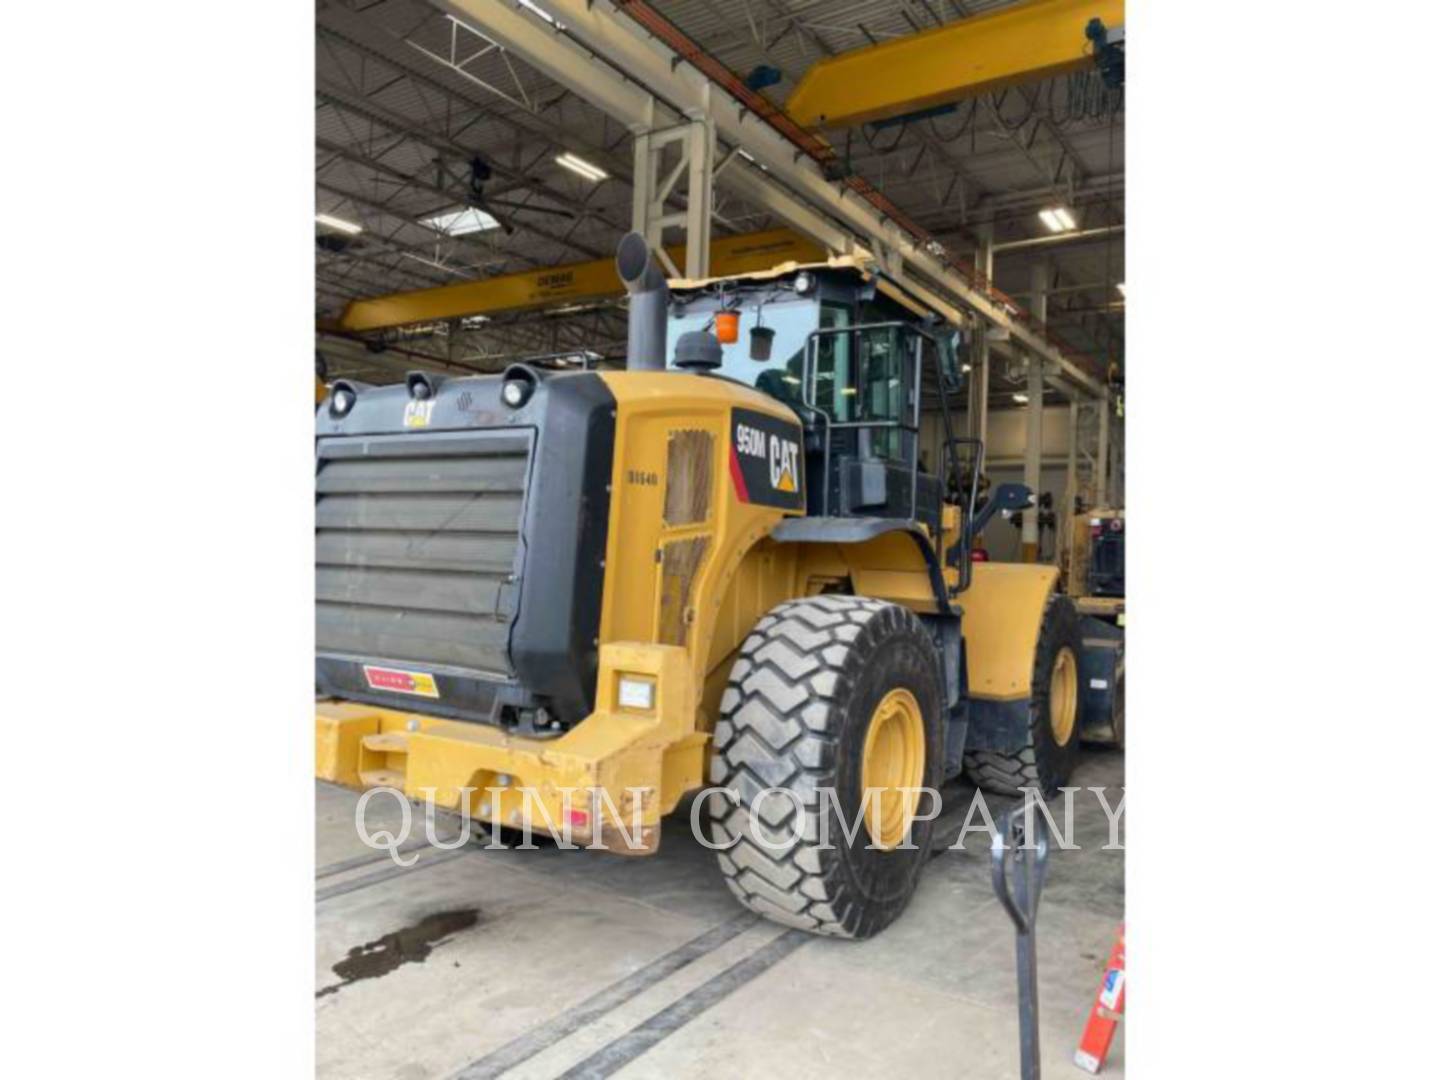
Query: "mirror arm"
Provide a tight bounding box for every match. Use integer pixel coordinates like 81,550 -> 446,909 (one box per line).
966,484 -> 1034,546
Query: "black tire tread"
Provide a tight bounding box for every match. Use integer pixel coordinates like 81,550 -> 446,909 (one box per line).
708,594 -> 931,939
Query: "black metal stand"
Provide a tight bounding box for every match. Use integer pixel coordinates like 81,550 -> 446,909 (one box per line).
991,803 -> 1051,1080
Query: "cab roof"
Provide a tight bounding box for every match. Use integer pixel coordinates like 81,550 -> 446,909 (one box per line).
666,253 -> 962,327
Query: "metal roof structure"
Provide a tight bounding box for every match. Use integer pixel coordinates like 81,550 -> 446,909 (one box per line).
315,0 -> 1124,402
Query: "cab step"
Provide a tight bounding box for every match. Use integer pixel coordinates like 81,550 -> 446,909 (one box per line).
357,731 -> 411,790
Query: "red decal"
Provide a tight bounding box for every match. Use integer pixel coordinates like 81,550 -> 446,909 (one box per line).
367,668 -> 415,691
728,443 -> 750,503
362,665 -> 439,698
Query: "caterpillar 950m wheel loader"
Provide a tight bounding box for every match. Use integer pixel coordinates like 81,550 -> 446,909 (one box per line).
316,234 -> 1084,939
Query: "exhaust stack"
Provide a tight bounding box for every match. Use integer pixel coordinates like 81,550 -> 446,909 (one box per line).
616,232 -> 669,371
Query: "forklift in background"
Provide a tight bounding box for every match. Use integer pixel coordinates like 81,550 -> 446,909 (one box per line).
1064,509 -> 1124,749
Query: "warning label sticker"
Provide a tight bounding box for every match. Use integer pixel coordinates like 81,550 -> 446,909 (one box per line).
363,665 -> 440,699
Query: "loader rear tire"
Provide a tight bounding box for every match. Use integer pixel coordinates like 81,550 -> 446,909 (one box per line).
707,595 -> 944,939
963,595 -> 1083,797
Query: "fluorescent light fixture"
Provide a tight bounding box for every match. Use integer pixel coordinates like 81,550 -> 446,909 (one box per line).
1012,392 -> 1030,404
555,152 -> 608,182
517,0 -> 561,27
316,212 -> 362,235
423,206 -> 500,236
1038,206 -> 1077,233
840,387 -> 858,395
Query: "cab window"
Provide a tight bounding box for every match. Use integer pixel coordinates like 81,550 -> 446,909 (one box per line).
664,294 -> 815,405
811,300 -> 853,421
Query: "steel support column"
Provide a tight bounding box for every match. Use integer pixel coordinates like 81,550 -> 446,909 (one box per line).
1022,261 -> 1048,562
1108,411 -> 1122,507
1062,397 -> 1078,565
631,109 -> 716,278
970,226 -> 993,446
683,106 -> 715,278
1096,395 -> 1111,507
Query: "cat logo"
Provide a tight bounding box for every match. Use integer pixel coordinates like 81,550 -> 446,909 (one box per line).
403,400 -> 435,428
772,448 -> 798,493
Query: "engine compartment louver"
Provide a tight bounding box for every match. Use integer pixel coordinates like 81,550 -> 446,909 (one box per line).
314,431 -> 531,678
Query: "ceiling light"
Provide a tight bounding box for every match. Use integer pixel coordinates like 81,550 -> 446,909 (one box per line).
1012,392 -> 1030,404
423,207 -> 500,236
516,0 -> 561,27
555,152 -> 608,182
1038,206 -> 1076,233
316,212 -> 362,235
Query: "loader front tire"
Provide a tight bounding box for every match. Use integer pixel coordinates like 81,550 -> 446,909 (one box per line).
707,595 -> 944,939
963,594 -> 1083,796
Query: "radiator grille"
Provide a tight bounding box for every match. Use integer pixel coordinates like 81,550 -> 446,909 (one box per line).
315,434 -> 530,677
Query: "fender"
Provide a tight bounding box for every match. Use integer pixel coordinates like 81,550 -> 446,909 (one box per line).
955,561 -> 1061,753
770,516 -> 953,615
957,561 -> 1058,702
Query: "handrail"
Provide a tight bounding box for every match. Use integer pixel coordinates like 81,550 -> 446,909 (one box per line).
800,321 -> 969,549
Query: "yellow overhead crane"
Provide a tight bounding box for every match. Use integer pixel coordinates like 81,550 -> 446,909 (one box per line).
786,0 -> 1125,129
332,227 -> 823,334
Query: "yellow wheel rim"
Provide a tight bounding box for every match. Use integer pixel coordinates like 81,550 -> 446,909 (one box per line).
860,687 -> 926,849
1049,646 -> 1079,745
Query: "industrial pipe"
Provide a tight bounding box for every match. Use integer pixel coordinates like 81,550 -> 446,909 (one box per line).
616,232 -> 669,372
993,224 -> 1124,254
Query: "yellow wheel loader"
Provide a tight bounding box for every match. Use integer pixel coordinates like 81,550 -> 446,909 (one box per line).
315,234 -> 1084,938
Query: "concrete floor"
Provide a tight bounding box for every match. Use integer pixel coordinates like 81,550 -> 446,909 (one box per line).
316,749 -> 1124,1079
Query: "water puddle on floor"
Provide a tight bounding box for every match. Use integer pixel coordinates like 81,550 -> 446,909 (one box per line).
316,909 -> 480,999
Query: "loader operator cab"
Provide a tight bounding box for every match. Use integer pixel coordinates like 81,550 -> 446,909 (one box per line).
665,264 -> 980,568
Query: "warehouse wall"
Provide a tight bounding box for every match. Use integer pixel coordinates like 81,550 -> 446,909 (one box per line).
919,403 -> 1074,467
920,405 -> 1080,563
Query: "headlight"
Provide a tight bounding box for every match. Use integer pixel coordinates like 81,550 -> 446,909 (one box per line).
331,388 -> 354,416
617,675 -> 656,711
793,270 -> 816,295
502,380 -> 528,408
